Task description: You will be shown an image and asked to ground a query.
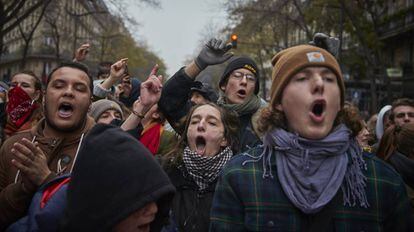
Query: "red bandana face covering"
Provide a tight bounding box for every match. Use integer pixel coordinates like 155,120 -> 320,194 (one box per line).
6,86 -> 38,128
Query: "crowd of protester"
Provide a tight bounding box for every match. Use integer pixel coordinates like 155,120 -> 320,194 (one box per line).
0,33 -> 413,231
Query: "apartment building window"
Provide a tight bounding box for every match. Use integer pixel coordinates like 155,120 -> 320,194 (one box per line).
44,36 -> 53,46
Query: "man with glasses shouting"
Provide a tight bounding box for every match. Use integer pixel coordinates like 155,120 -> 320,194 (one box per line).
159,38 -> 263,153
390,98 -> 414,127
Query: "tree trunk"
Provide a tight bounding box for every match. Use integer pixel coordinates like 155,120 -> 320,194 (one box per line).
20,42 -> 29,69
18,0 -> 51,69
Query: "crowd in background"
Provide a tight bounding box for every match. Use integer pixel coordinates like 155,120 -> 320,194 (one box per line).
0,33 -> 413,231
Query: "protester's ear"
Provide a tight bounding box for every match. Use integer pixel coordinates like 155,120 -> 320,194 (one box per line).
220,85 -> 226,92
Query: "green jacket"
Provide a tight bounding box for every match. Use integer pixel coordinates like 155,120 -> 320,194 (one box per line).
210,148 -> 412,231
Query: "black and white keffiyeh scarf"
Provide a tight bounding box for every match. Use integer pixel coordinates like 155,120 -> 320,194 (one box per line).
182,146 -> 233,190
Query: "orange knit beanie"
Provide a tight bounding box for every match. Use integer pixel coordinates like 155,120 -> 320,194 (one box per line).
269,45 -> 345,107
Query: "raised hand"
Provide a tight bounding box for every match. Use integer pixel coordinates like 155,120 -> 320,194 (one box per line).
195,38 -> 234,70
139,64 -> 163,108
96,58 -> 129,96
11,138 -> 51,188
109,58 -> 128,81
121,65 -> 163,131
73,43 -> 90,62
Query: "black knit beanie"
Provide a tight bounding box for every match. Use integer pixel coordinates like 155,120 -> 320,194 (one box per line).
219,56 -> 260,94
190,81 -> 219,103
61,124 -> 175,232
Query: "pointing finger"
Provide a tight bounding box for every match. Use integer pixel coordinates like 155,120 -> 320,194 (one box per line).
149,64 -> 159,77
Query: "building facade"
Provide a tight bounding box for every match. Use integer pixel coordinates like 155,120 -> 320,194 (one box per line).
0,0 -> 116,83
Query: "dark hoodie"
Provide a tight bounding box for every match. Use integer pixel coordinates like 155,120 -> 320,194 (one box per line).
60,124 -> 175,231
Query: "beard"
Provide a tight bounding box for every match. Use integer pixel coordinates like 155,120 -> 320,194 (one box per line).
44,100 -> 88,133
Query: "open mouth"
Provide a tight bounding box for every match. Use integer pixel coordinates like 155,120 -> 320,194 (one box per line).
195,136 -> 206,156
310,99 -> 326,123
237,89 -> 246,98
58,102 -> 74,118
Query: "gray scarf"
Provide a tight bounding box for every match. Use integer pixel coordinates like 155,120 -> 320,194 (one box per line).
217,93 -> 261,116
183,146 -> 233,190
242,124 -> 369,214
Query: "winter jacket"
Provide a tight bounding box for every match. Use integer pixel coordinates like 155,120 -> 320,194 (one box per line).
158,68 -> 261,152
0,117 -> 95,230
6,174 -> 70,232
210,148 -> 413,231
164,162 -> 216,232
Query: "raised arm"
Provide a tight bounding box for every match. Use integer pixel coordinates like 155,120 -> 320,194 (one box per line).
121,65 -> 163,131
94,58 -> 129,99
73,43 -> 90,62
158,38 -> 233,133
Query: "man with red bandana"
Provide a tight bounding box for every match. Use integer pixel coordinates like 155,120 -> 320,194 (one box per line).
3,71 -> 43,142
0,62 -> 95,229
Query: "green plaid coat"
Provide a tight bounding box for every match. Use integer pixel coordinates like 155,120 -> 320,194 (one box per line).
210,147 -> 412,231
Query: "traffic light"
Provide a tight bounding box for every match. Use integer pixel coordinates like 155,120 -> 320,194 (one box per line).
231,34 -> 238,49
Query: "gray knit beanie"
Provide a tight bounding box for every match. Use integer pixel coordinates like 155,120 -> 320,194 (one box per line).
90,99 -> 123,122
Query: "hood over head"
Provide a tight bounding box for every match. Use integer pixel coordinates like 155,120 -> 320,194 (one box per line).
61,124 -> 175,231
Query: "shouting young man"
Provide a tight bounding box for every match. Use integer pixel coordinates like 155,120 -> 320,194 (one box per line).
210,45 -> 412,231
0,62 -> 95,229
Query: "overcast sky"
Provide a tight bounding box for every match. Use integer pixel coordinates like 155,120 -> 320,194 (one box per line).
128,0 -> 228,76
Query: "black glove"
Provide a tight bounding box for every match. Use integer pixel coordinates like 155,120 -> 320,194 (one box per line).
195,38 -> 233,70
309,33 -> 340,58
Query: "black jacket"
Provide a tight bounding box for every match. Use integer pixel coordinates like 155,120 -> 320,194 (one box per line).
158,68 -> 261,153
164,163 -> 216,232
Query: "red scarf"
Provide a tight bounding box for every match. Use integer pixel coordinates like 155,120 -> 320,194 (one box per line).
6,86 -> 38,128
140,123 -> 163,155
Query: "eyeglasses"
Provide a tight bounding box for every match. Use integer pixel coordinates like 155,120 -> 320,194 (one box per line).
231,71 -> 256,83
395,112 -> 414,119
